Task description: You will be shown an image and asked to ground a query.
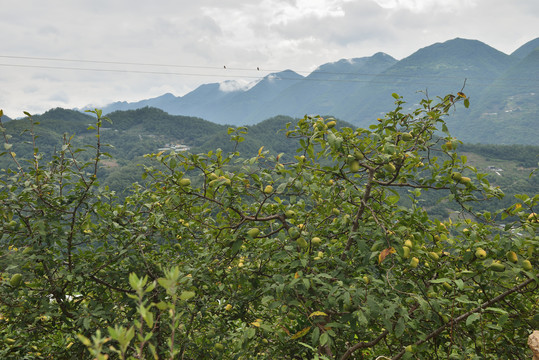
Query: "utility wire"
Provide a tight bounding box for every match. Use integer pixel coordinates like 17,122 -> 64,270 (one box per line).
1,54 -> 537,83
0,56 -> 537,90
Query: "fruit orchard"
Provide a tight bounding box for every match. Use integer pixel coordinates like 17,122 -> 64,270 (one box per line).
0,93 -> 537,359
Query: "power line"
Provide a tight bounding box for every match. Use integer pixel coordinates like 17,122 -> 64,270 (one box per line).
2,54 -> 538,82
0,55 -> 537,89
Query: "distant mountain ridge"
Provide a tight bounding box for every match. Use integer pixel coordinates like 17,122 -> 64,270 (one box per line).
94,37 -> 538,145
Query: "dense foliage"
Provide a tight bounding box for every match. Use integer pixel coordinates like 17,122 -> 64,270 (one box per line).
0,93 -> 537,359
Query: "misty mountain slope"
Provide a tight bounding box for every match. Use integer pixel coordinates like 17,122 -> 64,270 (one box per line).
93,37 -> 538,144
453,47 -> 539,144
511,37 -> 539,59
337,38 -> 518,126
262,52 -> 398,120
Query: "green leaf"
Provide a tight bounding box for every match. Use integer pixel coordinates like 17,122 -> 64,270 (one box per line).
466,313 -> 480,326
180,291 -> 196,301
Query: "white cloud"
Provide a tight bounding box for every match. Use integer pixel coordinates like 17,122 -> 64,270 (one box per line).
219,79 -> 258,92
372,0 -> 477,13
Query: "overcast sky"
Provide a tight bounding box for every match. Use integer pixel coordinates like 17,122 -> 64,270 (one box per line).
1,0 -> 537,117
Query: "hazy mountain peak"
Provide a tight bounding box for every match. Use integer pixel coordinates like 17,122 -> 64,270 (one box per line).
511,37 -> 539,59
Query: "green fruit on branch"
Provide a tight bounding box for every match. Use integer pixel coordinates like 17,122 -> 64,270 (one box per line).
363,275 -> 370,285
405,345 -> 413,353
179,178 -> 191,187
264,185 -> 273,194
296,237 -> 308,249
247,228 -> 260,238
384,162 -> 396,173
285,210 -> 296,218
311,237 -> 322,245
401,132 -> 413,141
332,208 -> 341,216
10,273 -> 23,287
442,282 -> 452,291
402,246 -> 411,259
506,251 -> 518,263
349,160 -> 360,173
410,257 -> 419,268
354,150 -> 365,160
326,120 -> 336,129
522,259 -> 532,271
489,261 -> 505,272
475,248 -> 487,260
459,176 -> 471,185
451,172 -> 462,181
404,239 -> 413,248
428,251 -> 439,261
208,172 -> 219,180
288,227 -> 300,240
215,343 -> 225,352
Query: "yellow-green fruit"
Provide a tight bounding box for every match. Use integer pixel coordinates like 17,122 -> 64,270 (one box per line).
490,261 -> 505,272
285,209 -> 296,218
404,239 -> 413,248
401,132 -> 413,141
405,345 -> 413,353
384,163 -> 396,173
179,178 -> 191,186
9,273 -> 23,287
410,257 -> 419,268
288,227 -> 300,240
349,160 -> 360,172
506,251 -> 518,263
475,248 -> 487,260
215,343 -> 225,352
445,141 -> 453,150
451,172 -> 462,181
354,150 -> 365,160
442,282 -> 452,291
326,120 -> 336,129
402,246 -> 411,259
225,304 -> 233,311
264,185 -> 273,194
428,252 -> 439,261
459,176 -> 472,185
209,172 -> 219,180
363,275 -> 370,285
296,237 -> 308,249
332,208 -> 341,216
528,213 -> 538,223
522,260 -> 532,271
311,237 -> 322,245
247,228 -> 260,238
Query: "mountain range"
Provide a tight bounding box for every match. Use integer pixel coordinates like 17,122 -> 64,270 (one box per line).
98,37 -> 539,145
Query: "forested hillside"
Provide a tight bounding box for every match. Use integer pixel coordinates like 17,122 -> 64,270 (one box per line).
1,106 -> 536,216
